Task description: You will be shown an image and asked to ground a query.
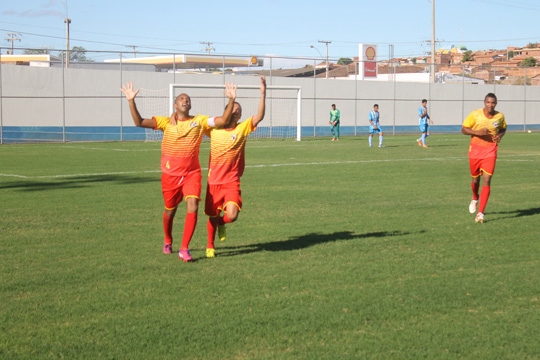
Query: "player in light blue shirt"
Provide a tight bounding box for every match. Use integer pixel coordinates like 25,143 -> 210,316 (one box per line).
368,104 -> 384,147
417,99 -> 434,147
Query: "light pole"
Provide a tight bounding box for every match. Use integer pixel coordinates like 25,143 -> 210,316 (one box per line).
310,45 -> 324,76
318,40 -> 331,79
431,0 -> 436,83
64,18 -> 71,68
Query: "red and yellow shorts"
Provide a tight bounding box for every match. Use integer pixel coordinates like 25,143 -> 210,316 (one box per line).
204,182 -> 242,217
469,156 -> 497,177
161,169 -> 202,210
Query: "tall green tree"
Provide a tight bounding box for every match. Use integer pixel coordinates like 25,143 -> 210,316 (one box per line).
58,46 -> 92,62
337,57 -> 353,65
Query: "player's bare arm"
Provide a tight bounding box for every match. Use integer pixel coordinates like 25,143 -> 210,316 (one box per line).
214,82 -> 237,127
120,82 -> 156,128
252,76 -> 267,127
493,128 -> 506,143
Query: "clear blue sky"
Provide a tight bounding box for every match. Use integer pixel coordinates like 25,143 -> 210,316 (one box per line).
1,0 -> 540,65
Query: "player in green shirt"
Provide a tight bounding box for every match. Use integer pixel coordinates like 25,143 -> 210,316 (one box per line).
329,104 -> 340,141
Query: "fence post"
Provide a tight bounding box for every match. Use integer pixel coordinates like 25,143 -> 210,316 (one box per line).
120,53 -> 123,142
0,48 -> 3,145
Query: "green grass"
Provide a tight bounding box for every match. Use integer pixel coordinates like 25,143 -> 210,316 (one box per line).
1,133 -> 539,359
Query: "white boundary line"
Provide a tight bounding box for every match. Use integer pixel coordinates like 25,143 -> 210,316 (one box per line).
1,153 -> 538,179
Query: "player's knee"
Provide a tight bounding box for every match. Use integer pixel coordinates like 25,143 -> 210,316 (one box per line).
227,207 -> 239,222
185,198 -> 199,213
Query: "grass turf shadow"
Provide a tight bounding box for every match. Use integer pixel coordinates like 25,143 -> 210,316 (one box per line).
216,230 -> 413,258
0,175 -> 158,192
489,206 -> 540,221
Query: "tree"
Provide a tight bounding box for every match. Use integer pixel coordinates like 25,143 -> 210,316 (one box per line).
461,50 -> 473,62
412,57 -> 417,64
507,51 -> 515,59
337,57 -> 353,65
58,46 -> 92,62
24,48 -> 50,54
520,57 -> 537,67
526,42 -> 539,49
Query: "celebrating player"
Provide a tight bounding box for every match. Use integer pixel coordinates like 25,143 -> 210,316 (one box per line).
329,104 -> 340,141
204,76 -> 267,258
417,99 -> 434,147
462,93 -> 506,223
120,81 -> 237,262
368,104 -> 384,147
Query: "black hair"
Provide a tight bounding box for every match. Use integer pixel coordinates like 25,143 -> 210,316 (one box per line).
485,93 -> 497,101
422,99 -> 427,103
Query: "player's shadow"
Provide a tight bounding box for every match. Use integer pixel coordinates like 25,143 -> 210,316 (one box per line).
216,230 -> 414,258
0,175 -> 158,192
489,207 -> 540,221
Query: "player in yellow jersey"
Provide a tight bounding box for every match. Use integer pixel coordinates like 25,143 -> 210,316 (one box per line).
461,93 -> 506,223
120,81 -> 237,262
203,76 -> 266,258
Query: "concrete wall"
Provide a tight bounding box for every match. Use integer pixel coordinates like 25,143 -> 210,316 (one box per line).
1,65 -> 538,136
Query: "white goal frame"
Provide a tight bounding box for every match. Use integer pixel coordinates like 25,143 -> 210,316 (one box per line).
169,84 -> 302,141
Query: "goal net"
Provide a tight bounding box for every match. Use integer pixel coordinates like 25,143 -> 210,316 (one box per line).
170,83 -> 302,141
136,88 -> 168,142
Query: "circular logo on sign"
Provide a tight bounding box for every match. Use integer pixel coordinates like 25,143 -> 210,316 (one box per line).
365,47 -> 376,61
250,57 -> 258,65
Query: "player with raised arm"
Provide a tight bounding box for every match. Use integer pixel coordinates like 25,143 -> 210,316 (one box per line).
462,93 -> 506,223
203,76 -> 266,258
120,81 -> 237,262
417,99 -> 434,147
368,104 -> 384,147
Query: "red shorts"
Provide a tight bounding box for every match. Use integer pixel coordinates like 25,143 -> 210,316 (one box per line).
161,170 -> 202,210
204,182 -> 242,217
469,156 -> 497,177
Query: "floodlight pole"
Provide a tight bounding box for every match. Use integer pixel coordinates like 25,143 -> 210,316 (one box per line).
431,0 -> 436,83
64,18 -> 71,68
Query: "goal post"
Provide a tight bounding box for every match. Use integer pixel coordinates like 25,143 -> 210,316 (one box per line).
169,83 -> 302,141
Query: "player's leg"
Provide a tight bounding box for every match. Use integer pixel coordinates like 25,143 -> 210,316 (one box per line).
468,158 -> 481,214
161,173 -> 184,254
379,131 -> 384,147
216,183 -> 243,242
205,184 -> 222,258
369,133 -> 373,147
178,170 -> 202,262
335,124 -> 340,140
417,125 -> 425,146
476,157 -> 496,221
330,125 -> 335,140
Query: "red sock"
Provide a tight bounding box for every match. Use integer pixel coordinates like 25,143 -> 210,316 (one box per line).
478,186 -> 490,213
207,218 -> 218,249
163,212 -> 173,245
471,181 -> 480,201
180,212 -> 198,250
218,213 -> 233,225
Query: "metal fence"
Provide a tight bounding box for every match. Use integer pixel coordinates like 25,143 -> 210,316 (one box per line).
1,48 -> 539,144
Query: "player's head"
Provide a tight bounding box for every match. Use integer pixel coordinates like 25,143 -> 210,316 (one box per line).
331,104 -> 336,110
174,93 -> 191,114
484,93 -> 497,114
374,104 -> 379,111
225,101 -> 242,125
422,99 -> 428,105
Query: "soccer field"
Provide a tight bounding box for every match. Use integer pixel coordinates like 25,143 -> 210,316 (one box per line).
1,134 -> 539,359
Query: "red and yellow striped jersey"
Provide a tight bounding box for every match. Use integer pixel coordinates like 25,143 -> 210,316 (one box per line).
204,118 -> 256,185
463,109 -> 506,158
154,115 -> 212,176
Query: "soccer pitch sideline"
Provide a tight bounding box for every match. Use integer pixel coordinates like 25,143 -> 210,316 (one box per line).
1,134 -> 539,359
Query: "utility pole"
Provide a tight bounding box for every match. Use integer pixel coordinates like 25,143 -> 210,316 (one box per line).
64,18 -> 71,68
431,0 -> 436,83
200,41 -> 215,54
318,40 -> 331,79
5,33 -> 21,55
126,45 -> 137,57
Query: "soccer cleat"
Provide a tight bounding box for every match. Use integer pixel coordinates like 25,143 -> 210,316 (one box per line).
218,224 -> 227,242
336,139 -> 340,141
369,145 -> 373,147
206,248 -> 216,258
178,249 -> 193,262
163,243 -> 173,254
417,139 -> 422,147
469,199 -> 478,214
331,138 -> 335,141
475,212 -> 485,223
423,145 -> 428,148
379,144 -> 385,148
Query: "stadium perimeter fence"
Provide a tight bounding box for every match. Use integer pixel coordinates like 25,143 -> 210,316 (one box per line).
1,48 -> 539,144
